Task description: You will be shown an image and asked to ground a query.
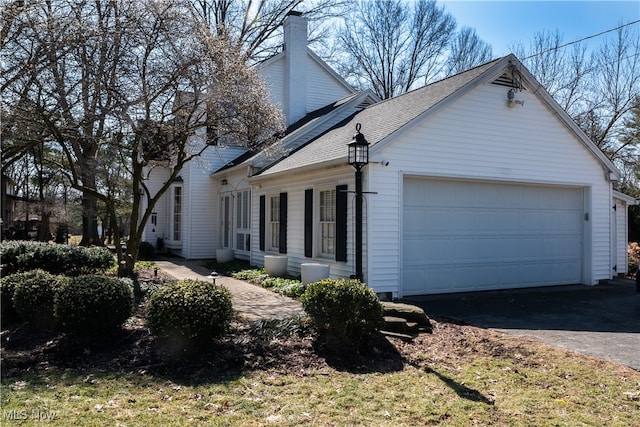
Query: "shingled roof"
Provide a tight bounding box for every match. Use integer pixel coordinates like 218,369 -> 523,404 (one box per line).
213,90 -> 378,174
256,56 -> 503,176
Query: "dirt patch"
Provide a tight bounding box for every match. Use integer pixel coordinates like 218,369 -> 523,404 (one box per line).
0,310 -> 593,386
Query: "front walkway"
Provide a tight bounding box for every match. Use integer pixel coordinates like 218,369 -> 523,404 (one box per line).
154,258 -> 305,321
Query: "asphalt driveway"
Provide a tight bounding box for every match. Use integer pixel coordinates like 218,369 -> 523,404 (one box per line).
403,278 -> 640,371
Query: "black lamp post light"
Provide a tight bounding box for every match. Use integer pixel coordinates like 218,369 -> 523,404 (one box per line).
347,123 -> 370,281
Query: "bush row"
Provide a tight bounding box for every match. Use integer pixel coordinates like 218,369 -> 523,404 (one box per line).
1,271 -> 133,333
0,241 -> 114,276
2,264 -> 383,348
231,268 -> 305,298
1,273 -> 235,346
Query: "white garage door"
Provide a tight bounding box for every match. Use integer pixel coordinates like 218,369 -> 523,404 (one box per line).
402,178 -> 584,295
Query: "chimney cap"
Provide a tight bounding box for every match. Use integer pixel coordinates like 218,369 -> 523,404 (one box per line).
287,10 -> 303,17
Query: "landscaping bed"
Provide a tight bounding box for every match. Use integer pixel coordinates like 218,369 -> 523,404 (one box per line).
2,252 -> 639,425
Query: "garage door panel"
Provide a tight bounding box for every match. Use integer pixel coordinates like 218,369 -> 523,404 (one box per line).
402,178 -> 584,295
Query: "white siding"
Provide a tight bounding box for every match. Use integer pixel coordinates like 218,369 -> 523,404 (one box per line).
141,167 -> 170,246
144,132 -> 251,260
306,58 -> 352,113
258,57 -> 285,112
184,145 -> 248,259
258,54 -> 352,126
251,167 -> 356,279
368,82 -> 612,297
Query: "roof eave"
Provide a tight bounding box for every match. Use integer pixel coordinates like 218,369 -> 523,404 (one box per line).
613,190 -> 639,205
250,157 -> 346,182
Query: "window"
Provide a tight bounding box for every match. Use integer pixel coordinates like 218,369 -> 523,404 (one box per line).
235,190 -> 251,252
221,195 -> 231,248
172,186 -> 182,241
269,195 -> 280,251
319,189 -> 336,256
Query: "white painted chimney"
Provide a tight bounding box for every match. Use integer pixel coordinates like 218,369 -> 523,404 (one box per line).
283,11 -> 308,126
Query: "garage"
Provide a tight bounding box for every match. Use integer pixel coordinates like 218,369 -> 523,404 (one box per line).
402,178 -> 585,295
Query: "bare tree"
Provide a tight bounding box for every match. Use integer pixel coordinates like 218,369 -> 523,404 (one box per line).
1,0 -> 283,276
516,25 -> 639,165
335,0 -> 456,99
513,30 -> 593,116
190,0 -> 343,62
445,26 -> 493,76
589,24 -> 640,154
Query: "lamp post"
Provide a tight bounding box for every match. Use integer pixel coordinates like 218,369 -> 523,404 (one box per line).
347,123 -> 369,281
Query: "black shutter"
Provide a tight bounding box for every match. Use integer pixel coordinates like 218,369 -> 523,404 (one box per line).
304,189 -> 313,257
335,184 -> 348,262
259,195 -> 265,251
279,192 -> 287,254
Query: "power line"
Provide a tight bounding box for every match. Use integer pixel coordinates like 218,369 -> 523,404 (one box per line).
523,19 -> 640,60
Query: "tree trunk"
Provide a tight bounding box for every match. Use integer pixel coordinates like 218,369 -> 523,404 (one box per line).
78,153 -> 101,246
38,210 -> 51,241
80,191 -> 100,246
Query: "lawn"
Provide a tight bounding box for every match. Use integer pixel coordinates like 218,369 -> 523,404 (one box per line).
2,312 -> 639,426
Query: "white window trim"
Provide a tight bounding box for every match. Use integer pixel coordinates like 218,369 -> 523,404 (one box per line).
220,193 -> 232,249
170,185 -> 183,243
317,186 -> 336,259
267,194 -> 280,252
235,189 -> 251,253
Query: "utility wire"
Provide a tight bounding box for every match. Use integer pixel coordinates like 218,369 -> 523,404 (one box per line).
523,19 -> 640,60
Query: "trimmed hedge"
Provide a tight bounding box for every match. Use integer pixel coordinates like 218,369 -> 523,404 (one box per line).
54,275 -> 133,335
301,278 -> 384,344
0,241 -> 114,276
147,279 -> 233,346
10,270 -> 68,327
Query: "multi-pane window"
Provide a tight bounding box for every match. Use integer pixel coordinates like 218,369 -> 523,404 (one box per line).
319,189 -> 336,256
236,190 -> 251,252
172,186 -> 182,241
221,195 -> 231,248
269,195 -> 280,251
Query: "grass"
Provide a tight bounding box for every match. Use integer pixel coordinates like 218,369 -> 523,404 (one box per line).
2,323 -> 639,426
2,358 -> 638,425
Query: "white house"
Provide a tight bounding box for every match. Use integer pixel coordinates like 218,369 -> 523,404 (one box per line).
142,12 -> 636,297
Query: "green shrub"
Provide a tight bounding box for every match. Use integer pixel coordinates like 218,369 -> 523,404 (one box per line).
11,270 -> 68,327
232,268 -> 268,283
301,278 -> 384,344
1,274 -> 21,322
54,275 -> 133,335
263,277 -> 305,298
147,279 -> 234,346
277,282 -> 306,298
0,241 -> 114,276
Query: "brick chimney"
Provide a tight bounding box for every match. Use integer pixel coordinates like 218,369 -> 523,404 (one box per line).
283,11 -> 308,125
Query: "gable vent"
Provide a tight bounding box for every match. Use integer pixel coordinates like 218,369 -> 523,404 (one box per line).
491,62 -> 527,90
491,71 -> 527,89
355,99 -> 375,110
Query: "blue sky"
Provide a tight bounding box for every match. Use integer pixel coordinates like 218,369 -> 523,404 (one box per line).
440,1 -> 640,56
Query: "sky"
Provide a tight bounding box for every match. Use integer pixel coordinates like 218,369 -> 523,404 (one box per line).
440,0 -> 640,57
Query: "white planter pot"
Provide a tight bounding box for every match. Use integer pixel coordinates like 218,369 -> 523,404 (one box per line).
264,255 -> 288,277
301,263 -> 330,285
216,248 -> 234,263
